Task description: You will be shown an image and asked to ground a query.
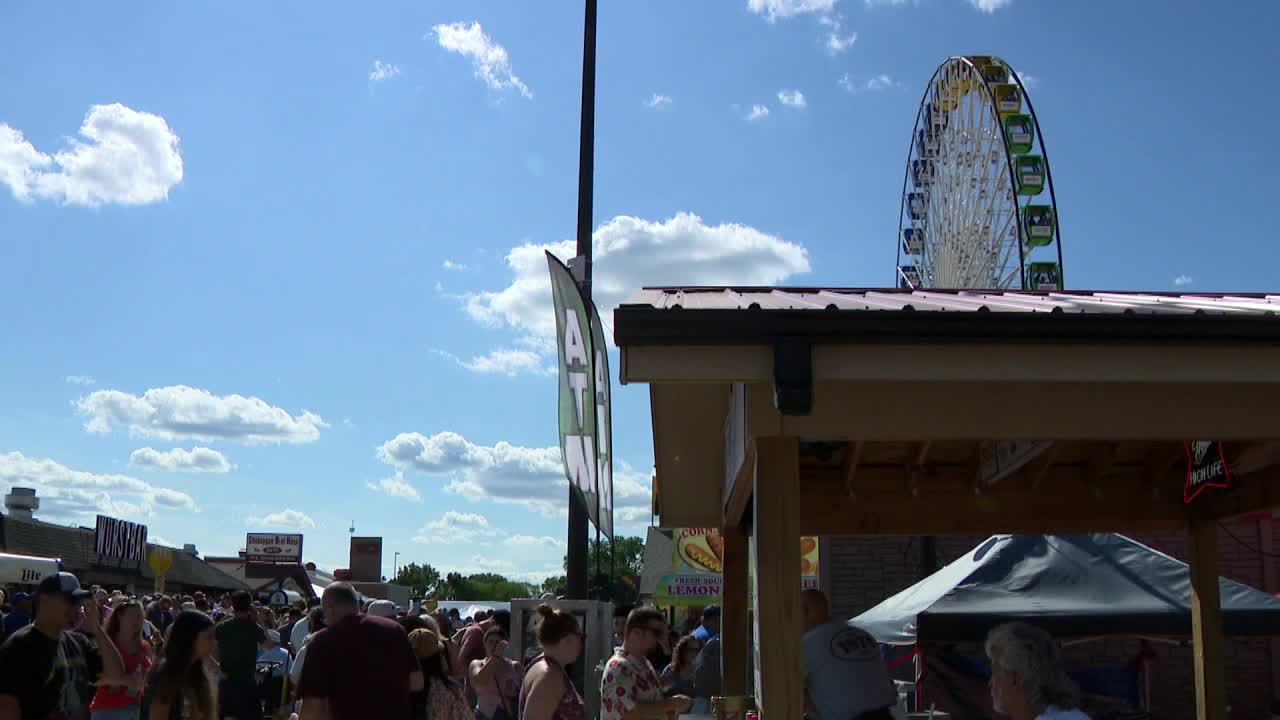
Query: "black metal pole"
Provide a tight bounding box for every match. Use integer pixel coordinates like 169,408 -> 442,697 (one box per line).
565,0 -> 598,602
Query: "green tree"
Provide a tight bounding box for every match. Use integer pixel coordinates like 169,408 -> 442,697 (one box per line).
539,575 -> 567,597
561,534 -> 645,604
392,562 -> 442,597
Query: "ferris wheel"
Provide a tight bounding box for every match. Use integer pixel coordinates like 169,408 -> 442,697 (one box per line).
896,56 -> 1063,291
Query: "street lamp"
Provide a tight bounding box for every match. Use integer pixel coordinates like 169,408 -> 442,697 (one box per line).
394,551 -> 400,580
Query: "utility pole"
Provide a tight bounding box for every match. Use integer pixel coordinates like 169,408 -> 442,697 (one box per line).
566,0 -> 598,601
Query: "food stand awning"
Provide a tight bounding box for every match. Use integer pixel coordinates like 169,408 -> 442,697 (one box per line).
614,287 -> 1280,720
855,533 -> 1280,643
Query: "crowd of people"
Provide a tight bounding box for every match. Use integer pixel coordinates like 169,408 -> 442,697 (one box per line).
0,573 -> 1092,720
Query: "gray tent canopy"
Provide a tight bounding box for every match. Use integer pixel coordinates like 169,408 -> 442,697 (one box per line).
855,533 -> 1280,644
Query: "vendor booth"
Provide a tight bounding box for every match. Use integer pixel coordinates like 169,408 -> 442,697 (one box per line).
614,287 -> 1280,720
855,533 -> 1280,717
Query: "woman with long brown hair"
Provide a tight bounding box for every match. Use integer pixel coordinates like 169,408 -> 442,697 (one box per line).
141,609 -> 218,720
90,599 -> 154,720
659,634 -> 702,699
410,618 -> 474,720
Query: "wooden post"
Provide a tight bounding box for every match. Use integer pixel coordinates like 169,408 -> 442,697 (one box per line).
1188,517 -> 1227,720
721,521 -> 749,696
752,437 -> 802,718
1258,517 -> 1280,703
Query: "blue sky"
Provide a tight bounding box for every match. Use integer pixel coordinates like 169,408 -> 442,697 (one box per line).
2,0 -> 1277,583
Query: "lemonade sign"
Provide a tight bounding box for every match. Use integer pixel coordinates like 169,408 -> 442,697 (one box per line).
654,529 -> 818,606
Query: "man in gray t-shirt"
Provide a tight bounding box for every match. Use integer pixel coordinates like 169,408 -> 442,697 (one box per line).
801,590 -> 898,720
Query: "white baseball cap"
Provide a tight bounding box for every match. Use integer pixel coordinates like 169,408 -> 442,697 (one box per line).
367,599 -> 397,618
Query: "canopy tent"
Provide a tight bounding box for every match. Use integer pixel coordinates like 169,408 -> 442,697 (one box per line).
855,533 -> 1280,644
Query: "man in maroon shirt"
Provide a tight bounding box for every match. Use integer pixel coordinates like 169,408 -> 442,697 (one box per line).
297,583 -> 423,720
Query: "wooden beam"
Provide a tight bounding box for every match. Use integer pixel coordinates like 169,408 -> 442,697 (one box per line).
913,441 -> 932,468
798,453 -> 1187,491
842,440 -> 863,498
1028,442 -> 1060,489
1188,517 -> 1227,720
724,440 -> 756,528
650,383 -> 730,527
623,343 -> 1280,385
752,437 -> 803,720
1232,441 -> 1280,476
1203,472 -> 1280,520
801,493 -> 1187,535
720,521 -> 749,697
748,381 -> 1280,441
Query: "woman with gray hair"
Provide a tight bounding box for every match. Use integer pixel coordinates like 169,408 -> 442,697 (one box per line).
985,622 -> 1090,720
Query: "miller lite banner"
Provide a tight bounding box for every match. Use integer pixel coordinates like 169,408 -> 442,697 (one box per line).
95,515 -> 148,562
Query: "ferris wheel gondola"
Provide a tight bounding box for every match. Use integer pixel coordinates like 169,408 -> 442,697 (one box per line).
896,56 -> 1063,291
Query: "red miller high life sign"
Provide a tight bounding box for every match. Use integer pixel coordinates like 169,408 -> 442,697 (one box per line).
1184,440 -> 1231,503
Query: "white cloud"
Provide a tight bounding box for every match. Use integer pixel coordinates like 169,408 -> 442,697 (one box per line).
817,15 -> 857,53
150,536 -> 176,547
434,348 -> 553,377
378,431 -> 566,517
747,0 -> 838,21
1014,71 -> 1039,89
865,74 -> 901,91
246,509 -> 315,530
0,451 -> 198,524
838,74 -> 856,92
461,212 -> 810,346
442,259 -> 467,271
645,94 -> 673,109
864,0 -> 909,6
432,21 -> 531,99
746,104 -> 771,121
369,59 -> 401,82
77,385 -> 327,445
413,510 -> 501,544
0,103 -> 182,207
365,473 -> 422,502
130,447 -> 233,474
1175,274 -> 1193,286
777,89 -> 807,109
377,431 -> 654,529
506,534 -> 565,549
65,375 -> 96,387
969,0 -> 1012,11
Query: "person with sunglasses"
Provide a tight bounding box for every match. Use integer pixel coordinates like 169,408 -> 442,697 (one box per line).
599,608 -> 693,720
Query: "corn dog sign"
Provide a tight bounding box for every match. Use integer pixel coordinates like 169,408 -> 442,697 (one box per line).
655,529 -> 818,605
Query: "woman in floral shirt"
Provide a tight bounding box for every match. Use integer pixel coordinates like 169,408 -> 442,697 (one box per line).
599,608 -> 693,720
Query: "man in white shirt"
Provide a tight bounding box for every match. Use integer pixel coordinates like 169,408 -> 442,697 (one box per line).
985,622 -> 1090,720
801,590 -> 898,720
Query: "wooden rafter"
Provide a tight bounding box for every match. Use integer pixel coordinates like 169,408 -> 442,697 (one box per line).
842,440 -> 863,499
1028,442 -> 1060,489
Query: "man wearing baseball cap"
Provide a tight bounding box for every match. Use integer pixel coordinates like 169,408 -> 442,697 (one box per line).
0,571 -> 126,719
